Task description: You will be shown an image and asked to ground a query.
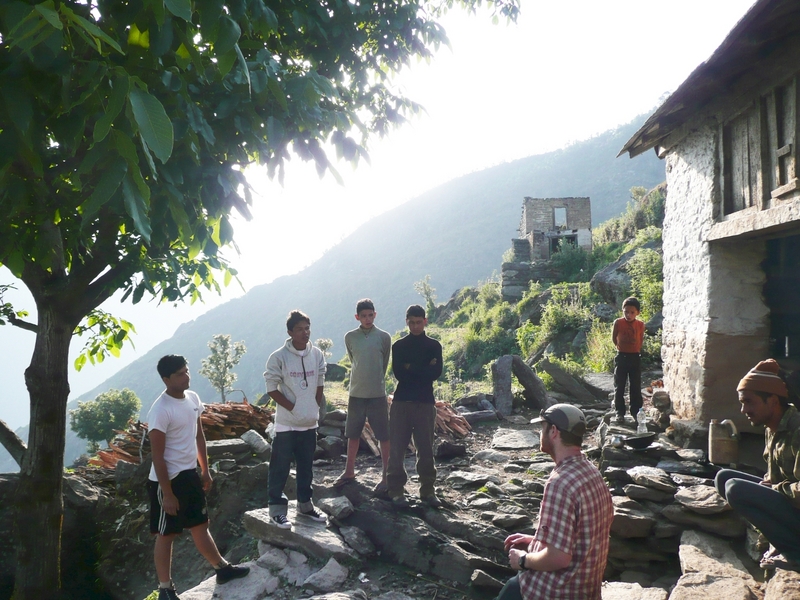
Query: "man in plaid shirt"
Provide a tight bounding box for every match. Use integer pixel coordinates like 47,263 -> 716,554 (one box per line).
496,404 -> 613,600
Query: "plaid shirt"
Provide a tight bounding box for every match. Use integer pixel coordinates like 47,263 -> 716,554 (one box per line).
519,454 -> 613,600
764,405 -> 800,508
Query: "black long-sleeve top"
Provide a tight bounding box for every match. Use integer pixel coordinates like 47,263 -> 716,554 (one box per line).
391,332 -> 443,404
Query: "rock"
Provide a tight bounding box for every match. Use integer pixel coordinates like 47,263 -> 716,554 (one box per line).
317,436 -> 346,459
510,355 -> 549,409
611,496 -> 657,538
471,569 -> 504,591
180,562 -> 279,600
657,460 -> 713,477
278,551 -> 313,586
582,372 -> 616,400
651,390 -> 671,410
670,473 -> 713,487
455,393 -> 488,408
644,312 -> 662,335
240,429 -> 271,459
592,303 -> 617,322
537,358 -> 597,405
661,505 -> 746,538
626,466 -> 677,493
303,557 -> 348,592
600,581 -> 668,599
463,410 -> 500,424
446,469 -> 502,489
339,525 -> 376,556
591,243 -> 657,307
623,484 -> 675,503
321,410 -> 347,424
207,439 -> 251,457
605,467 -> 634,483
317,496 -> 355,520
326,363 -> 347,381
491,428 -> 539,450
674,486 -> 730,514
256,544 -> 289,570
492,355 -> 515,417
374,593 -> 414,600
668,572 -> 764,600
678,530 -> 756,581
469,497 -> 499,510
318,425 -> 345,438
608,537 -> 671,562
676,449 -> 705,462
312,592 -> 369,600
491,513 -> 531,530
668,419 -> 709,450
114,459 -> 138,484
764,568 -> 800,599
472,449 -> 511,464
243,507 -> 357,561
435,440 -> 467,459
63,474 -> 101,509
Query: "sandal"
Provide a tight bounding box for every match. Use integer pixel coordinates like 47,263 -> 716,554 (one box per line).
373,481 -> 389,494
332,474 -> 356,487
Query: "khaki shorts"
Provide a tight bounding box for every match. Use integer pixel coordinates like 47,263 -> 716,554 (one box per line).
345,396 -> 389,440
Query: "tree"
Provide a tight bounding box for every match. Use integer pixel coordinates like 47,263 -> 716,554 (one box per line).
199,334 -> 246,402
0,0 -> 518,595
414,275 -> 438,315
315,338 -> 333,360
69,388 -> 142,453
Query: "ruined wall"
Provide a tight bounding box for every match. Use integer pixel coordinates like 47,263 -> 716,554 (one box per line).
520,197 -> 592,235
663,127 -> 769,431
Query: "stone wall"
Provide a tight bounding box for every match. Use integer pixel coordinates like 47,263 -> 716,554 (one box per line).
662,127 -> 770,431
519,197 -> 592,234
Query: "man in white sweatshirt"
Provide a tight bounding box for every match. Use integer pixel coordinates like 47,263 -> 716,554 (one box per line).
264,310 -> 327,528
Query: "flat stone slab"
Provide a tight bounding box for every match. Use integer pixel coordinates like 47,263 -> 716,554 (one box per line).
668,572 -> 764,600
611,496 -> 657,538
472,449 -> 511,463
661,505 -> 745,538
674,485 -> 730,515
243,507 -> 357,561
623,484 -> 675,503
207,439 -> 251,457
600,581 -> 668,599
180,562 -> 278,600
656,459 -> 713,476
491,428 -> 539,450
765,568 -> 800,600
626,466 -> 678,493
446,469 -> 502,489
678,530 -> 752,579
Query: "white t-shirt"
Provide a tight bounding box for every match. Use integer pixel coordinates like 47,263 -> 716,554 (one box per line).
147,390 -> 204,481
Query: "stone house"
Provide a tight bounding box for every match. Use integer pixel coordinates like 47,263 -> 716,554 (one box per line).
620,0 -> 800,431
501,197 -> 592,301
519,197 -> 592,260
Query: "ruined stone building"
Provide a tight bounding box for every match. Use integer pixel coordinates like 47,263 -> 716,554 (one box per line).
501,197 -> 592,300
620,0 -> 800,432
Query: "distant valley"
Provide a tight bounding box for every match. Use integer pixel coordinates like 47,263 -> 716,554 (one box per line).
0,116 -> 664,472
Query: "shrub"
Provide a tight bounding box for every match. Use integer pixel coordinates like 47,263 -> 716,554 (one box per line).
627,248 -> 663,321
585,320 -> 615,372
517,283 -> 595,358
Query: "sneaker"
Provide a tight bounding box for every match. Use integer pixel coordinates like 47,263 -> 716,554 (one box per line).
215,563 -> 250,584
158,587 -> 180,600
420,495 -> 442,508
391,495 -> 410,509
270,514 -> 292,529
299,507 -> 327,523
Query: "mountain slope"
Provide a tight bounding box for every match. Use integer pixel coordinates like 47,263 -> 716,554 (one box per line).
0,117 -> 664,471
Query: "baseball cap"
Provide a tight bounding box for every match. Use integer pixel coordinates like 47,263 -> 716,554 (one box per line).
530,403 -> 587,436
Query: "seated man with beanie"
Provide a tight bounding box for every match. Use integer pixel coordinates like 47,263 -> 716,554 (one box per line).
715,359 -> 800,572
496,404 -> 613,600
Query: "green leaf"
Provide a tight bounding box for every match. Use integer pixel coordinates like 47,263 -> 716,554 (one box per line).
94,74 -> 129,143
80,157 -> 128,221
111,129 -> 151,202
234,44 -> 251,93
215,16 -> 241,56
129,87 -> 173,163
121,174 -> 152,243
217,49 -> 237,77
266,77 -> 287,111
165,0 -> 192,22
35,1 -> 62,30
63,8 -> 123,54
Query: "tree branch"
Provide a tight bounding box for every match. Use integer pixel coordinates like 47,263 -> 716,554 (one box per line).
9,312 -> 38,333
0,418 -> 26,468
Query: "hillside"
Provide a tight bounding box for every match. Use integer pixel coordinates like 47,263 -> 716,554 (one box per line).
0,116 -> 663,472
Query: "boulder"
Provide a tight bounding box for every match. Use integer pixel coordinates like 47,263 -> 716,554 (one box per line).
180,562 -> 279,600
207,438 -> 251,458
243,507 -> 357,561
668,572 -> 764,600
317,496 -> 355,520
303,557 -> 348,592
764,568 -> 800,599
674,486 -> 730,515
611,496 -> 657,538
491,429 -> 539,450
600,581 -> 668,599
338,525 -> 376,556
446,469 -> 502,489
326,363 -> 347,382
537,358 -> 597,405
661,505 -> 746,538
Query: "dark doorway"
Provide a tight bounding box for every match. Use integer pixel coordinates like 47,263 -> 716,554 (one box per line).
764,233 -> 800,369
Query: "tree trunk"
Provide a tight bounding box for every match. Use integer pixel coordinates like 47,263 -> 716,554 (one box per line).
12,306 -> 73,599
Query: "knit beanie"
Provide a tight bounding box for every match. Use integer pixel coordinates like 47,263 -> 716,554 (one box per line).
736,359 -> 788,398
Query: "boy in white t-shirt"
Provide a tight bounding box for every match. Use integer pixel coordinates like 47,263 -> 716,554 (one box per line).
147,355 -> 249,600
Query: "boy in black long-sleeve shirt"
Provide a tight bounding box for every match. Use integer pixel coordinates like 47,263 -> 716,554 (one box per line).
387,304 -> 443,508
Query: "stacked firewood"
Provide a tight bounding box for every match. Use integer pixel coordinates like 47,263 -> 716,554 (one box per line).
434,401 -> 471,438
88,401 -> 273,468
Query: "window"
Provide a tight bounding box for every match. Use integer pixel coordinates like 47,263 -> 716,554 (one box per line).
553,207 -> 567,228
721,78 -> 798,217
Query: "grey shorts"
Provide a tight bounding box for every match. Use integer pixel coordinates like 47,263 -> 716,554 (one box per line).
345,396 -> 389,441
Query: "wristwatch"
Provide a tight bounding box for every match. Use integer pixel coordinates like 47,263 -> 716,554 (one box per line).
518,552 -> 527,570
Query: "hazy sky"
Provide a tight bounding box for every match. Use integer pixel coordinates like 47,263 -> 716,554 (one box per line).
1,0 -> 755,429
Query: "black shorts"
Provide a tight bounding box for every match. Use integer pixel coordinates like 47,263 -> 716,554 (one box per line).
148,469 -> 208,535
